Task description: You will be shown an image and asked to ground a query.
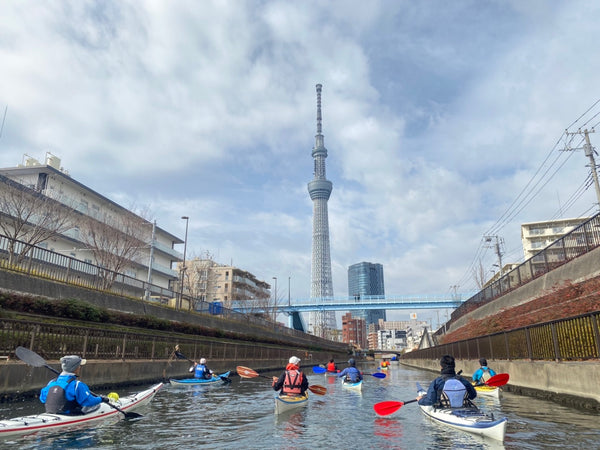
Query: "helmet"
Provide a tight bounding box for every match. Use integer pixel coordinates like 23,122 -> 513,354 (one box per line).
348,358 -> 355,366
200,358 -> 206,364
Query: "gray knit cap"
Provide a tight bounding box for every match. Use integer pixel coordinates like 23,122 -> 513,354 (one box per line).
60,355 -> 86,373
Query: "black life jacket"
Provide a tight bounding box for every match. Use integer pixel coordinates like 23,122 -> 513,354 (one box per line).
45,376 -> 79,414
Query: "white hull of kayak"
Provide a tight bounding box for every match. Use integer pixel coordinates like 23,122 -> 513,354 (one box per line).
474,385 -> 501,399
341,379 -> 363,391
170,371 -> 230,386
0,382 -> 163,439
274,393 -> 309,415
418,404 -> 507,441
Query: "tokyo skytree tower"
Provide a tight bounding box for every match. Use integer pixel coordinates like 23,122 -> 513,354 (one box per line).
307,84 -> 336,338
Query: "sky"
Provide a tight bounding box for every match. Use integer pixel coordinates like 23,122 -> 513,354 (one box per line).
2,1 -> 600,327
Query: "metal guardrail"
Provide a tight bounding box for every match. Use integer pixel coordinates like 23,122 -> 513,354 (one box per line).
406,311 -> 600,362
0,318 -> 335,363
450,212 -> 600,325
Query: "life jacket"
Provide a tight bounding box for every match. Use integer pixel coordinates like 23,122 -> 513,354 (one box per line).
195,364 -> 211,379
480,368 -> 491,382
326,362 -> 336,372
282,369 -> 303,395
439,378 -> 468,408
44,376 -> 79,414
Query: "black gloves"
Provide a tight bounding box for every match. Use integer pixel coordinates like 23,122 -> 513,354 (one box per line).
101,395 -> 110,403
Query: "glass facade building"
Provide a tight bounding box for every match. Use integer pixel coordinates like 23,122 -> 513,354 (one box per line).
347,262 -> 386,326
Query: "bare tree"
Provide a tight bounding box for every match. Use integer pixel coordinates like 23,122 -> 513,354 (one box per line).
472,259 -> 488,290
0,176 -> 75,265
78,211 -> 148,290
182,251 -> 221,311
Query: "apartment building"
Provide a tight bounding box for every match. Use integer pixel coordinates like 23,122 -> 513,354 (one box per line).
0,153 -> 183,292
181,258 -> 271,310
341,312 -> 367,349
521,217 -> 590,260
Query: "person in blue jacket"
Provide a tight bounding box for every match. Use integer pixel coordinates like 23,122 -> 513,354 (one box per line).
337,358 -> 363,383
417,355 -> 476,407
40,355 -> 108,415
472,358 -> 497,385
193,358 -> 214,379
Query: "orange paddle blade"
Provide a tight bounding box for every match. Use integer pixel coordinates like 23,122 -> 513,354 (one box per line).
236,366 -> 259,378
485,373 -> 509,387
308,385 -> 327,395
373,401 -> 404,416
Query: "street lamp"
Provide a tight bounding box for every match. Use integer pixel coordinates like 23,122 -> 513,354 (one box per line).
179,216 -> 189,310
288,276 -> 291,307
272,276 -> 277,322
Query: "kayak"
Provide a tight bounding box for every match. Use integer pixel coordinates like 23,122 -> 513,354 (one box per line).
474,384 -> 501,399
0,382 -> 163,439
274,392 -> 309,415
170,371 -> 231,386
418,403 -> 507,441
341,379 -> 363,391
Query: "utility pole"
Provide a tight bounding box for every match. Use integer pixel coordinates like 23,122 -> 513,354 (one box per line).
564,128 -> 600,209
484,235 -> 504,276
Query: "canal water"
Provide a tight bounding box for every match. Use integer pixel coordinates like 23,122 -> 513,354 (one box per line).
0,363 -> 598,449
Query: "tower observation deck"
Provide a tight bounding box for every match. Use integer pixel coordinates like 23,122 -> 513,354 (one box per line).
308,84 -> 336,337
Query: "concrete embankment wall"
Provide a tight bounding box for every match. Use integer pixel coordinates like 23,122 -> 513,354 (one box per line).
449,246 -> 600,332
401,358 -> 600,411
0,268 -> 346,353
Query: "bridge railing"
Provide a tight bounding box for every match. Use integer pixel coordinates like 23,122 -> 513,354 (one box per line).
405,310 -> 600,362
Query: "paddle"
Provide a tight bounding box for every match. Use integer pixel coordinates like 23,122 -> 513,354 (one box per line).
312,365 -> 386,378
174,351 -> 231,383
373,399 -> 418,416
236,365 -> 327,395
14,346 -> 142,419
483,373 -> 509,387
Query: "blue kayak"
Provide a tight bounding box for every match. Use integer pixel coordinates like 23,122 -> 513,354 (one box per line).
170,371 -> 231,386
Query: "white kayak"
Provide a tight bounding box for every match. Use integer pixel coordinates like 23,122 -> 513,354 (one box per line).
274,392 -> 309,415
0,382 -> 163,439
170,371 -> 231,386
474,384 -> 501,399
341,379 -> 363,391
418,404 -> 507,441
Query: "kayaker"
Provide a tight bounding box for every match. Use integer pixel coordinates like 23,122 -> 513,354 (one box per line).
40,355 -> 109,415
325,358 -> 338,373
193,358 -> 214,379
272,356 -> 308,396
472,358 -> 497,386
416,355 -> 477,408
337,358 -> 363,382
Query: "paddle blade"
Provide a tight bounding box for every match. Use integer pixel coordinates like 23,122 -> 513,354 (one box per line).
485,373 -> 509,387
373,401 -> 403,416
312,366 -> 326,374
15,346 -> 47,367
308,385 -> 327,395
236,366 -> 259,378
371,372 -> 386,379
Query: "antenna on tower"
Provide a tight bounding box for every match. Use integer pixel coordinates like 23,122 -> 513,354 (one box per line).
316,84 -> 322,135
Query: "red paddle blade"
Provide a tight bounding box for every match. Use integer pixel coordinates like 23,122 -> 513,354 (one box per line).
373,401 -> 404,416
236,366 -> 259,378
309,385 -> 327,395
485,373 -> 509,387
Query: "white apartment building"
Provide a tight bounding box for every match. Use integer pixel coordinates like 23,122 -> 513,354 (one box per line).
0,153 -> 183,292
521,217 -> 590,260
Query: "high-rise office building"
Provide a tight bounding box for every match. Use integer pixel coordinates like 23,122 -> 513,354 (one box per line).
308,84 -> 336,338
348,261 -> 386,326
